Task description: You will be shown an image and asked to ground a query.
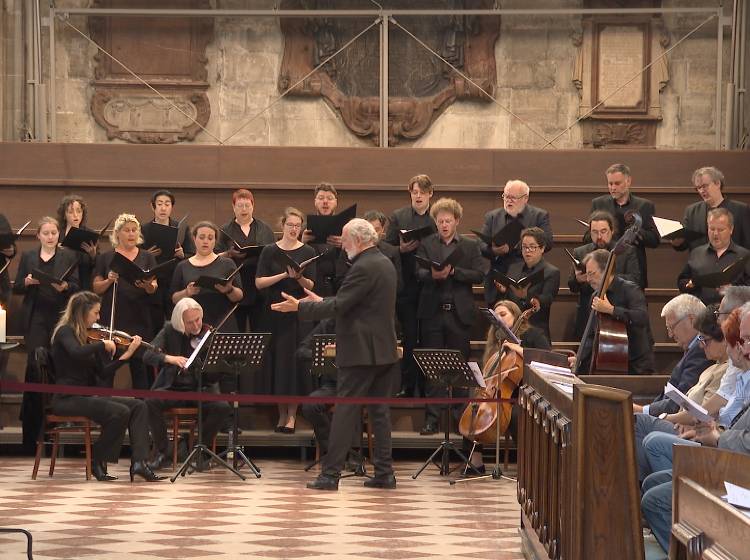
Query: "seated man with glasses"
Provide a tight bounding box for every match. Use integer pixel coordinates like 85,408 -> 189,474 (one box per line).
671,166 -> 750,253
570,249 -> 655,375
633,294 -> 712,415
495,227 -> 559,341
479,179 -> 553,306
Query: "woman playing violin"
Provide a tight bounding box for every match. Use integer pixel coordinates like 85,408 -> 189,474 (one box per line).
50,291 -> 163,482
143,298 -> 231,471
92,214 -> 157,390
14,217 -> 79,451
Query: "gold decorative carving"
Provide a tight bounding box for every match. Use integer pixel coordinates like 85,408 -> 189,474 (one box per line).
278,0 -> 501,145
89,0 -> 213,144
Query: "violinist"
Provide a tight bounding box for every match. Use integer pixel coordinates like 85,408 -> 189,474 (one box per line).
571,249 -> 656,375
14,217 -> 79,451
50,291 -> 163,482
56,194 -> 97,291
92,214 -> 157,390
143,298 -> 231,472
465,300 -> 551,472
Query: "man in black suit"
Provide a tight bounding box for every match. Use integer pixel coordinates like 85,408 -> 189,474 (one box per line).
588,163 -> 659,288
672,166 -> 750,252
677,208 -> 750,305
273,218 -> 400,491
572,249 -> 656,375
415,198 -> 487,435
569,210 -> 641,338
480,179 -> 553,305
496,227 -> 560,341
385,175 -> 437,398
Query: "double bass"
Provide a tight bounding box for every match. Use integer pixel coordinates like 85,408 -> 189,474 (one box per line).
459,307 -> 534,445
574,213 -> 642,374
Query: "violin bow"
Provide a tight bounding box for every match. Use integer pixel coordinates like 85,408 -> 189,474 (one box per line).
108,279 -> 117,341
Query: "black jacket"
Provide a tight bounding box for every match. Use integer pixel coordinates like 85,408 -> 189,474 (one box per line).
648,340 -> 713,416
299,246 -> 398,368
575,276 -> 655,375
588,194 -> 659,288
415,234 -> 487,326
502,258 -> 560,341
377,240 -> 403,296
676,198 -> 750,252
677,241 -> 750,305
385,205 -> 437,300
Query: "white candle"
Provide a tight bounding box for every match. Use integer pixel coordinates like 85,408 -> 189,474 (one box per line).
0,306 -> 5,343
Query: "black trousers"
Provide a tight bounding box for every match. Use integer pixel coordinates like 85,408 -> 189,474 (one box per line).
420,308 -> 471,426
322,362 -> 399,479
396,297 -> 421,394
146,394 -> 231,454
50,395 -> 150,463
300,381 -> 361,457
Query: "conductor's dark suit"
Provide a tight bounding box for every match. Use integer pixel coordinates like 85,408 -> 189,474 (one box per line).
575,276 -> 656,375
479,204 -> 553,305
298,245 -> 399,479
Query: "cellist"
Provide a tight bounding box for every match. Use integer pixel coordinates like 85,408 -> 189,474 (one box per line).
570,249 -> 656,374
466,300 -> 550,473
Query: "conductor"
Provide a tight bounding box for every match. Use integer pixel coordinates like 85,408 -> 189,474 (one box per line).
272,218 -> 400,491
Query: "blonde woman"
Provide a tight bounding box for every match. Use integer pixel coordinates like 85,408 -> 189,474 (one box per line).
256,207 -> 316,433
92,213 -> 157,389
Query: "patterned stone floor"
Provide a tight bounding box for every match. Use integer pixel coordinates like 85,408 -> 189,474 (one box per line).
0,456 -> 523,560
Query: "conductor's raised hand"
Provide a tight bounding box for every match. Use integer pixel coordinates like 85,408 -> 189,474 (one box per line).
271,291 -> 300,313
301,287 -> 322,302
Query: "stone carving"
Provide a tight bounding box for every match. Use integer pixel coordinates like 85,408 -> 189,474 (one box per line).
278,0 -> 501,145
89,0 -> 213,144
573,1 -> 670,149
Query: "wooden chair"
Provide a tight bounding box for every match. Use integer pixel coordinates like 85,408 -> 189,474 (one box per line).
162,406 -> 218,470
31,347 -> 96,481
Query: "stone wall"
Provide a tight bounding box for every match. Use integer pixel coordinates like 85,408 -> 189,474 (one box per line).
0,0 -> 23,141
2,0 -> 745,149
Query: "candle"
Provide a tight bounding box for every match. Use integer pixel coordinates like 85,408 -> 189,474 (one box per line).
0,306 -> 5,343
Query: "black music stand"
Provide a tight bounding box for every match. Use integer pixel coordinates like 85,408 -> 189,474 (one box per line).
303,335 -> 371,479
411,349 -> 482,479
213,332 -> 270,479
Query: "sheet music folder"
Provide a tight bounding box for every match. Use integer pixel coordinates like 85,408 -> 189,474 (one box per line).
110,252 -> 176,284
490,267 -> 545,290
141,221 -> 179,259
693,255 -> 750,288
31,262 -> 76,286
470,219 -> 523,248
306,204 -> 357,242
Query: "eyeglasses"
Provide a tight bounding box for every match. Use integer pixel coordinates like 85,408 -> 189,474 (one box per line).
665,315 -> 689,335
694,183 -> 712,191
235,203 -> 253,210
697,334 -> 713,347
713,310 -> 729,319
501,193 -> 528,202
284,223 -> 302,230
521,245 -> 540,252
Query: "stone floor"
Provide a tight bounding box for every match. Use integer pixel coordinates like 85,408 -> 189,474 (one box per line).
0,456 -> 523,559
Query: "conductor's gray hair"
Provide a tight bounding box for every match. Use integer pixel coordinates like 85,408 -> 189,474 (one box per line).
661,293 -> 705,321
171,297 -> 203,334
344,218 -> 379,246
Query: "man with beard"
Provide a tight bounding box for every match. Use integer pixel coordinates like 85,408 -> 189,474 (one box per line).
568,210 -> 641,338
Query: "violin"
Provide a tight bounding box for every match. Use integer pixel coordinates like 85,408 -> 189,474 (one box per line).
459,307 -> 534,445
87,324 -> 158,352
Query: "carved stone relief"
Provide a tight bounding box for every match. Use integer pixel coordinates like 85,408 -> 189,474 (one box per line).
278,0 -> 501,145
89,0 -> 213,144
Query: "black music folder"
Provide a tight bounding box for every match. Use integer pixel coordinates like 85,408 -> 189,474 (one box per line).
399,225 -> 434,243
652,216 -> 703,243
141,221 -> 179,259
61,218 -> 113,252
110,252 -> 176,284
195,264 -> 244,291
273,248 -> 326,273
415,246 -> 464,271
31,262 -> 77,286
306,204 -> 357,242
220,230 -> 266,257
490,267 -> 545,290
0,220 -> 31,249
693,255 -> 750,288
470,219 -> 523,248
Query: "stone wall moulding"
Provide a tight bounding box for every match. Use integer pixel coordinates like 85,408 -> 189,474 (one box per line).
278,0 -> 501,145
88,0 -> 214,144
573,4 -> 670,149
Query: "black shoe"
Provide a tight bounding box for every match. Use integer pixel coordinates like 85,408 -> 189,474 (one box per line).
280,426 -> 296,434
306,474 -> 339,491
274,426 -> 285,433
419,423 -> 438,435
364,473 -> 397,489
92,461 -> 117,481
130,461 -> 166,482
148,452 -> 169,472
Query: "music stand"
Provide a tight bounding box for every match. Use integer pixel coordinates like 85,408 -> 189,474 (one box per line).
411,349 -> 482,479
303,335 -> 371,479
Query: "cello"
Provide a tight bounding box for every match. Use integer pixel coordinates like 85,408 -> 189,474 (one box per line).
574,212 -> 642,374
459,307 -> 534,446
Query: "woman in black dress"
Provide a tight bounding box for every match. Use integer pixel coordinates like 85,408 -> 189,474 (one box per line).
14,216 -> 79,451
92,214 -> 157,390
56,194 -> 97,291
50,291 -> 163,482
256,207 -> 316,433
